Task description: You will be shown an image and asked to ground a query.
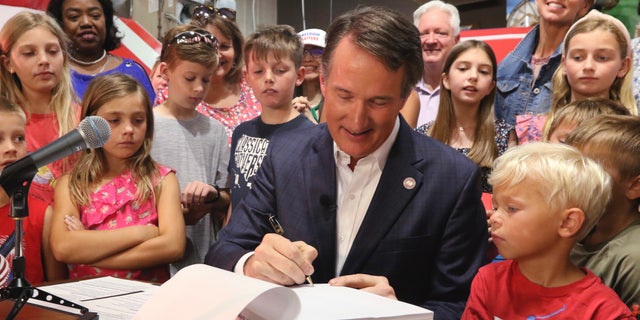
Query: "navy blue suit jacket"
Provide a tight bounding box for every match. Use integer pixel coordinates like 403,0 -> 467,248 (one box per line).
206,118 -> 488,319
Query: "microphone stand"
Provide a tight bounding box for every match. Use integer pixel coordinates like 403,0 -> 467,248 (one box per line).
0,172 -> 89,319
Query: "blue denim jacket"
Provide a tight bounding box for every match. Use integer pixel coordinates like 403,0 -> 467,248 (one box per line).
495,25 -> 562,126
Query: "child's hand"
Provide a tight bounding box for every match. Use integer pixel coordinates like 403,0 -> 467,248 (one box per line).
292,96 -> 311,112
182,181 -> 218,207
64,215 -> 86,231
145,224 -> 159,240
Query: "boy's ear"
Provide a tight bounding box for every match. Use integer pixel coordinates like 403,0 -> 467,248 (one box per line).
158,62 -> 170,81
295,66 -> 305,86
625,174 -> 640,201
559,208 -> 585,238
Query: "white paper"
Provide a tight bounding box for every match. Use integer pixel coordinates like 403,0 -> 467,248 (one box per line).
29,276 -> 158,319
136,264 -> 433,320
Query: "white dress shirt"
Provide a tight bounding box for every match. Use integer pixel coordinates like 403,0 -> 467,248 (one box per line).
333,117 -> 400,274
235,117 -> 401,277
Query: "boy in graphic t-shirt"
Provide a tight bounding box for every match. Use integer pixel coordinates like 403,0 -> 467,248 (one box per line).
228,25 -> 313,211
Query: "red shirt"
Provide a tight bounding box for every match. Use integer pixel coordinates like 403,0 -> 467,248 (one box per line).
463,260 -> 634,319
0,196 -> 48,286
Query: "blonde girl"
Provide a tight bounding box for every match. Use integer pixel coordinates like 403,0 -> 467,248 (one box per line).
547,10 -> 637,138
417,40 -> 516,193
51,74 -> 185,282
0,11 -> 79,204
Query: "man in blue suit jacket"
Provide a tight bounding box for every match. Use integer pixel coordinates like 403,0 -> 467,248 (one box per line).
206,6 -> 488,319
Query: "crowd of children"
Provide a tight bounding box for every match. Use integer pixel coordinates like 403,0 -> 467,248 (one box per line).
0,2 -> 639,319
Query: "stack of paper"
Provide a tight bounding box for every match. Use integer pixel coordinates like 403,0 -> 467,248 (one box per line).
136,264 -> 433,319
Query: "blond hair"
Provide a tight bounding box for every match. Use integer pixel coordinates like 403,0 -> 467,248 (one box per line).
549,16 -> 637,130
0,11 -> 77,138
566,115 -> 640,183
489,142 -> 611,241
0,96 -> 26,121
69,74 -> 158,207
543,98 -> 630,141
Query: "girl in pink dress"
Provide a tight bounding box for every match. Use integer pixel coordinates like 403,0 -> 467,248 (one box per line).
50,74 -> 185,283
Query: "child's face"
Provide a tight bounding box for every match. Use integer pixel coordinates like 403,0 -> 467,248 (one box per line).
96,93 -> 148,161
562,29 -> 630,101
442,47 -> 495,108
150,65 -> 168,94
548,120 -> 577,143
245,52 -> 304,110
490,181 -> 562,260
5,26 -> 64,95
0,113 -> 27,172
163,60 -> 213,111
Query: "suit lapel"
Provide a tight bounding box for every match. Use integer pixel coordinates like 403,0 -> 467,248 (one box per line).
303,125 -> 338,279
340,121 -> 424,275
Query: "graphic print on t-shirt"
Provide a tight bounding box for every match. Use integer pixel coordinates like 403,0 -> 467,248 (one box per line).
232,134 -> 270,191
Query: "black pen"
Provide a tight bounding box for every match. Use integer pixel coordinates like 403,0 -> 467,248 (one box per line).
268,214 -> 314,286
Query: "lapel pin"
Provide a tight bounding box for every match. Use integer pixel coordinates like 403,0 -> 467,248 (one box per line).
403,177 -> 416,190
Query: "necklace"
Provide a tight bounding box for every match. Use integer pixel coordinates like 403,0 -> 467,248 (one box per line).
68,50 -> 107,66
93,55 -> 111,75
531,55 -> 550,66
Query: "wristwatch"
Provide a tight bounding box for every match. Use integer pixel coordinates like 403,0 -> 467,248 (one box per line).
207,184 -> 221,203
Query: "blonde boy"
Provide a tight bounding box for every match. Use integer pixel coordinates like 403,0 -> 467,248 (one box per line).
0,97 -> 66,285
463,142 -> 633,319
544,98 -> 630,143
228,25 -> 313,209
566,115 -> 640,310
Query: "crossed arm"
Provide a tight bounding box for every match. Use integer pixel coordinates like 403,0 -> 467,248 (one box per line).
50,173 -> 185,269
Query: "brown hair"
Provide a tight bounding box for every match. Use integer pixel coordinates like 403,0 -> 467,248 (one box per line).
430,40 -> 498,167
70,74 -> 157,206
191,14 -> 244,84
322,6 -> 423,98
244,25 -> 303,69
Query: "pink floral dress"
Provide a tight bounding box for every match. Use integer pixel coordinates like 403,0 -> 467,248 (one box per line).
67,165 -> 173,283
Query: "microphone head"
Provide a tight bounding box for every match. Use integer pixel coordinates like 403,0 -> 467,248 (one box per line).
79,116 -> 111,149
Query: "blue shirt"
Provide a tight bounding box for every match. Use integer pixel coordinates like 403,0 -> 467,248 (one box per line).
495,25 -> 562,126
71,58 -> 155,103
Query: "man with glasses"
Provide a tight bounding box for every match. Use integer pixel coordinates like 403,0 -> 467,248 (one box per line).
206,6 -> 487,319
413,0 -> 460,127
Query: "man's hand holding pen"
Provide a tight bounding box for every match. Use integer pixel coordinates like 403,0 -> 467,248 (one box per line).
244,233 -> 318,286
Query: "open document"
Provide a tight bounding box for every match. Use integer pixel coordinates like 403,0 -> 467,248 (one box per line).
135,264 -> 433,320
28,276 -> 158,319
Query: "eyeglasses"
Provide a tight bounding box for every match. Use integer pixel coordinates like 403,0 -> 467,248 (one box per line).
303,48 -> 323,58
171,31 -> 218,49
193,5 -> 236,22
